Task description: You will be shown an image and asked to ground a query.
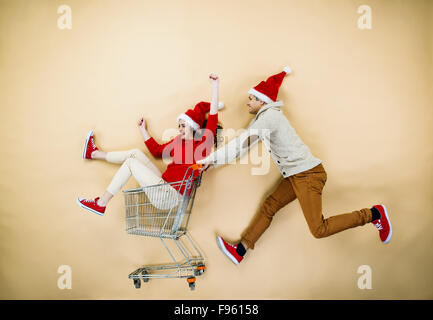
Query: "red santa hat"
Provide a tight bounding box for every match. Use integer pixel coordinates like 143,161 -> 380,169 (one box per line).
248,66 -> 292,104
177,101 -> 224,131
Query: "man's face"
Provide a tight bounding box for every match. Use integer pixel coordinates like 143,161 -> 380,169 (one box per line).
247,94 -> 265,114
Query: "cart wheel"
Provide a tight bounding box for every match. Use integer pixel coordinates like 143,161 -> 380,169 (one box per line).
195,264 -> 206,276
187,277 -> 196,291
141,270 -> 149,283
133,278 -> 141,289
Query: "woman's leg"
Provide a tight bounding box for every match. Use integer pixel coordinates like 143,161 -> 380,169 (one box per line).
105,157 -> 163,199
83,132 -> 158,177
97,190 -> 113,207
105,149 -> 162,178
92,157 -> 157,208
91,148 -> 161,177
91,150 -> 107,160
94,149 -> 162,207
103,156 -> 179,210
80,151 -> 175,212
78,156 -> 164,213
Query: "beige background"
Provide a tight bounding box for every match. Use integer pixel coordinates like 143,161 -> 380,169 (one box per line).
0,0 -> 432,299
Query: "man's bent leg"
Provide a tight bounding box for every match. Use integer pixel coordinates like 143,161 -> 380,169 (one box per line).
290,164 -> 372,239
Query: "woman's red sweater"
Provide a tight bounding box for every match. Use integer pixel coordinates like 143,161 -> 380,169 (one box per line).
144,114 -> 218,193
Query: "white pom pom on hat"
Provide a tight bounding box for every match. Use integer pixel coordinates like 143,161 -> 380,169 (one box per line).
218,101 -> 224,110
283,66 -> 292,74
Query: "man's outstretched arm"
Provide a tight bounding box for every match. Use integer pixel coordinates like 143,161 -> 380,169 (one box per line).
197,130 -> 260,168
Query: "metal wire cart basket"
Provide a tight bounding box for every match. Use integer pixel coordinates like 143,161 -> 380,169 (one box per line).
123,164 -> 205,290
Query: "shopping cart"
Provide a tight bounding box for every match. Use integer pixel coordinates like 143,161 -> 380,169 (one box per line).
123,164 -> 206,290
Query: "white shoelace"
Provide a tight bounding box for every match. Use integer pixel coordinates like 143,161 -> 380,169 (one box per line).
90,136 -> 97,149
374,221 -> 383,230
227,242 -> 236,249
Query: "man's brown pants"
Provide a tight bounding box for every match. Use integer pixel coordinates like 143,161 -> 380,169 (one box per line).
241,163 -> 372,249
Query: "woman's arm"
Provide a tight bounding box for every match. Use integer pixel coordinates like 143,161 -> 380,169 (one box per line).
197,74 -> 220,146
138,117 -> 151,141
195,75 -> 220,161
203,74 -> 220,135
138,117 -> 173,158
208,74 -> 219,116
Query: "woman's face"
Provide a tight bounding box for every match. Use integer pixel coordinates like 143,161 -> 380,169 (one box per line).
178,119 -> 194,140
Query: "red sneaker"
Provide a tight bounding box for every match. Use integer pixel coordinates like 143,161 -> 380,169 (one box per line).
372,204 -> 392,244
77,197 -> 105,216
82,130 -> 98,159
216,236 -> 243,265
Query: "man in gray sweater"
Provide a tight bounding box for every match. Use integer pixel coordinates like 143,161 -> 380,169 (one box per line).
198,67 -> 392,265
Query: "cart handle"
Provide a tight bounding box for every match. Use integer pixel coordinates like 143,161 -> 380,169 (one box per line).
178,163 -> 204,189
189,163 -> 203,171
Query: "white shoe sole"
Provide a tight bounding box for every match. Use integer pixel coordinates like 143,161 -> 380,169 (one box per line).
82,130 -> 94,159
216,236 -> 239,265
379,204 -> 392,244
77,197 -> 104,216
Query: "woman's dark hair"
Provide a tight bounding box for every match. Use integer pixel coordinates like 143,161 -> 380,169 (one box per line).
196,118 -> 223,148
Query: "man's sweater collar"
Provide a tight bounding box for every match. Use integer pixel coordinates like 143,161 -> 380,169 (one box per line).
255,100 -> 284,119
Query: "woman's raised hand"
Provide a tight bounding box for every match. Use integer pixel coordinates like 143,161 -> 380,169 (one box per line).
138,117 -> 151,141
138,117 -> 147,130
208,74 -> 219,115
209,73 -> 219,85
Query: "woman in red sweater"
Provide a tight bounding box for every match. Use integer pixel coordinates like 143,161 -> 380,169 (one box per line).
77,74 -> 222,215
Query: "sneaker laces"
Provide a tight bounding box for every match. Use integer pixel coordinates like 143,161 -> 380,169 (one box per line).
226,242 -> 237,249
374,220 -> 383,230
90,136 -> 97,149
83,197 -> 100,206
